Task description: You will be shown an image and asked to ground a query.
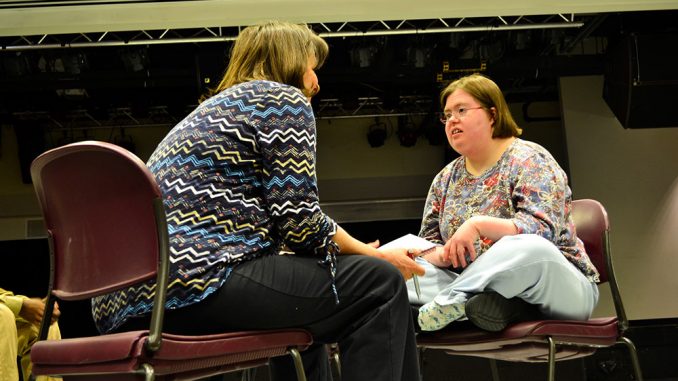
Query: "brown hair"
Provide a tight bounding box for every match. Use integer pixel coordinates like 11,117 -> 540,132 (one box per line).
440,73 -> 522,138
202,21 -> 328,101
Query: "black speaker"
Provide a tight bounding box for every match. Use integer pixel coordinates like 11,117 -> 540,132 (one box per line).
603,33 -> 678,129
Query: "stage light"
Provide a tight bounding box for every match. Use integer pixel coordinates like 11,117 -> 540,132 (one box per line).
367,117 -> 387,148
120,48 -> 148,72
54,52 -> 89,75
397,115 -> 418,147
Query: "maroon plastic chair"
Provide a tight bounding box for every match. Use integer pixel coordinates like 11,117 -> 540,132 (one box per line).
29,141 -> 312,381
416,199 -> 643,381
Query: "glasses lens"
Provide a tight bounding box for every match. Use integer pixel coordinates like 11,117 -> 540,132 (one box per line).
440,113 -> 451,124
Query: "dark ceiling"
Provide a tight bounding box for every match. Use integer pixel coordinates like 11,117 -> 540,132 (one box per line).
1,9 -> 676,129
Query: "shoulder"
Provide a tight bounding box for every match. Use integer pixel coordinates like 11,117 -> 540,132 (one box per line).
244,80 -> 306,102
248,81 -> 311,117
508,139 -> 559,166
506,139 -> 568,185
207,80 -> 305,105
201,81 -> 311,125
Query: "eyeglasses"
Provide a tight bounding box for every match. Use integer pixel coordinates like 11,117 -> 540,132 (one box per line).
439,107 -> 485,124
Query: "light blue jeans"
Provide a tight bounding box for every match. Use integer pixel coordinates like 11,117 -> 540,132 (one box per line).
407,234 -> 599,320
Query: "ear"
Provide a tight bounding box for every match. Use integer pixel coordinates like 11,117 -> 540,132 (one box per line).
489,107 -> 497,127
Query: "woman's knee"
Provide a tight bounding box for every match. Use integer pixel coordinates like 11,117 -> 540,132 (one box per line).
0,303 -> 18,347
0,303 -> 13,322
341,255 -> 402,282
338,255 -> 407,300
0,304 -> 15,332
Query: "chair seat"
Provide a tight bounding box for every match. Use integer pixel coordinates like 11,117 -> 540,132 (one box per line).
32,328 -> 313,377
416,317 -> 619,363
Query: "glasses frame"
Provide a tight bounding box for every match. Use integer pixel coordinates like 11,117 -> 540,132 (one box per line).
439,106 -> 485,124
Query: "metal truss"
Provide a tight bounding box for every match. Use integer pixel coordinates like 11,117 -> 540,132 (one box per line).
8,95 -> 434,131
315,95 -> 433,120
1,12 -> 600,129
0,14 -> 590,51
10,105 -> 184,131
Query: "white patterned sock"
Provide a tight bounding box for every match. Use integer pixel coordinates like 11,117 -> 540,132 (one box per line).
418,300 -> 466,331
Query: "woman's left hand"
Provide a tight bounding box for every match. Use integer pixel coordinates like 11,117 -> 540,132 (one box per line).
442,218 -> 480,268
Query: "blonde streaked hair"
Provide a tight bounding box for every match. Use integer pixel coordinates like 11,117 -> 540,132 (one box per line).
202,21 -> 328,101
440,73 -> 522,138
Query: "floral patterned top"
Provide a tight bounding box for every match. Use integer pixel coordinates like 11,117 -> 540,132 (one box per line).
419,138 -> 599,282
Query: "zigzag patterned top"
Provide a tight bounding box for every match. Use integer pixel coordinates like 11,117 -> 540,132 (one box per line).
92,80 -> 339,333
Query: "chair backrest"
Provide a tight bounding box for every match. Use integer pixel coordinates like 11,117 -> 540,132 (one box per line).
571,198 -> 629,331
30,141 -> 167,301
570,199 -> 609,284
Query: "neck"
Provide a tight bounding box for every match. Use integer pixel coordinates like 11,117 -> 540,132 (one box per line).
465,137 -> 515,176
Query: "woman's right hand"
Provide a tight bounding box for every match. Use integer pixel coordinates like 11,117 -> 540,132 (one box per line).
377,247 -> 425,280
421,246 -> 453,268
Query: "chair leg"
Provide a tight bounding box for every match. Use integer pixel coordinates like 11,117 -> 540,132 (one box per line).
240,368 -> 256,381
327,343 -> 341,380
418,347 -> 426,380
618,336 -> 644,381
547,336 -> 556,381
289,348 -> 307,381
140,363 -> 155,381
489,358 -> 501,381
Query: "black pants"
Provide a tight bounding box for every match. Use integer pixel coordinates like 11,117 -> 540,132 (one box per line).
120,254 -> 420,381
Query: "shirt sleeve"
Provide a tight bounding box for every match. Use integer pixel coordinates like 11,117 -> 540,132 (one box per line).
419,169 -> 445,245
255,86 -> 338,256
510,151 -> 569,241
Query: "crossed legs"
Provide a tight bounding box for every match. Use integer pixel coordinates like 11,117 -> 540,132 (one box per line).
412,234 -> 599,331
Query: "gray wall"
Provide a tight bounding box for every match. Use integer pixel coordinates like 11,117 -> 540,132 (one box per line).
561,75 -> 678,320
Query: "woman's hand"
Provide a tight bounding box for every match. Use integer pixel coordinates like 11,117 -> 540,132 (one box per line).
377,247 -> 425,280
19,298 -> 60,326
421,246 -> 451,268
443,218 -> 480,268
52,301 -> 61,324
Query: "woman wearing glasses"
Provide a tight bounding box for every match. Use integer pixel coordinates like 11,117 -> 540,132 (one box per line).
410,73 -> 600,332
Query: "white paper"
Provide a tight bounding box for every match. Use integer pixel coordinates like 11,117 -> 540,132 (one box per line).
378,233 -> 439,252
